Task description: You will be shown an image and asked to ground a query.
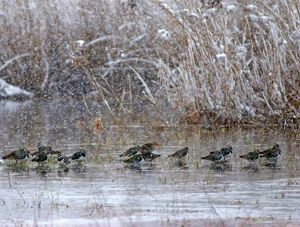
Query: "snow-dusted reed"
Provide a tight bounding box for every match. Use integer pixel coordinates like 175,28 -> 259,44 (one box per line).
156,0 -> 300,124
0,0 -> 299,124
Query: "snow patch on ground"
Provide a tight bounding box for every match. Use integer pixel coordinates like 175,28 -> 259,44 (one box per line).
157,29 -> 171,40
0,78 -> 33,100
76,40 -> 85,47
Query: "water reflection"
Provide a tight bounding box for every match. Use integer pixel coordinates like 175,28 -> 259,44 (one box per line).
209,161 -> 232,172
241,164 -> 259,172
174,159 -> 188,169
4,164 -> 30,174
0,100 -> 300,225
263,160 -> 281,169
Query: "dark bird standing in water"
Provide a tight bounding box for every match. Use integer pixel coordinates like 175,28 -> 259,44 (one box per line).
119,146 -> 141,157
239,149 -> 260,162
206,145 -> 233,161
201,150 -> 223,162
140,142 -> 161,154
123,154 -> 144,164
2,148 -> 31,162
70,149 -> 86,161
120,142 -> 160,157
259,144 -> 281,159
168,147 -> 189,158
32,151 -> 48,163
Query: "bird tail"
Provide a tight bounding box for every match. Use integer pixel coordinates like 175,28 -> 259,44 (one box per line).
2,154 -> 13,160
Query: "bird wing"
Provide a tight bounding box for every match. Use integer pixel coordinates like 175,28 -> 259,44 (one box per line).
168,151 -> 178,157
71,152 -> 81,160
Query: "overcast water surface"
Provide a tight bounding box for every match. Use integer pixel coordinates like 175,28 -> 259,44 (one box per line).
0,100 -> 299,226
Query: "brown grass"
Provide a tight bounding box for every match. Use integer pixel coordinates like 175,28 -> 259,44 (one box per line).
0,0 -> 299,126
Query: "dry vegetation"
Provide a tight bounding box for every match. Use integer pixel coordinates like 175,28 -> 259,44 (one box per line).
0,0 -> 299,126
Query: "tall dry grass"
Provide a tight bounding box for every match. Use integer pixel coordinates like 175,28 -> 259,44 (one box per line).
156,0 -> 300,125
0,0 -> 299,125
0,0 -> 159,103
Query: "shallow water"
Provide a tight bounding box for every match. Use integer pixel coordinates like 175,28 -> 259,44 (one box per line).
0,100 -> 299,226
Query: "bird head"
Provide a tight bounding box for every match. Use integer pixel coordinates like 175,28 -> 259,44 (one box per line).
227,145 -> 233,153
21,148 -> 31,155
79,149 -> 86,157
137,155 -> 144,161
57,155 -> 64,161
37,141 -> 43,149
274,143 -> 280,149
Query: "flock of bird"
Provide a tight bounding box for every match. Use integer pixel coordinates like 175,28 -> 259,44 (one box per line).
1,142 -> 86,166
118,142 -> 282,167
0,141 -> 282,169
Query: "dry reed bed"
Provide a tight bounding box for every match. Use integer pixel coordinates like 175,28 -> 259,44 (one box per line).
0,0 -> 299,125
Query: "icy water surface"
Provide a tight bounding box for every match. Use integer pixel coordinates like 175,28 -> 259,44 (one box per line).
0,100 -> 300,226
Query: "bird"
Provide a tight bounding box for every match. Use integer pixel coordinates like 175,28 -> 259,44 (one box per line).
57,155 -> 71,165
239,149 -> 260,162
140,142 -> 161,155
208,146 -> 233,160
123,154 -> 144,164
32,151 -> 48,163
33,142 -> 61,156
168,147 -> 189,158
219,145 -> 233,159
70,149 -> 86,161
201,150 -> 223,161
2,148 -> 31,163
259,144 -> 281,159
142,152 -> 161,162
119,146 -> 141,157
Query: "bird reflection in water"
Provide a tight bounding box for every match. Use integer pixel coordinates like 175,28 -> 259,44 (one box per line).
174,159 -> 188,169
209,160 -> 232,172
